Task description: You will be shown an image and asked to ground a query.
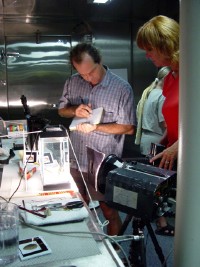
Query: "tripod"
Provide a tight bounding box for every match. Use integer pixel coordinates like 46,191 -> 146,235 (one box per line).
118,214 -> 166,267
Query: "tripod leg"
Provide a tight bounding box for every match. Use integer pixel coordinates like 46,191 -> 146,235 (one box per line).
128,217 -> 147,267
145,221 -> 166,267
118,214 -> 133,235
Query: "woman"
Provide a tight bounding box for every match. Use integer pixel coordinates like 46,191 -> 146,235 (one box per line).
136,15 -> 179,236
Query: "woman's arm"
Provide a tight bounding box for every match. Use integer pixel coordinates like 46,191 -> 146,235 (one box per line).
150,140 -> 178,170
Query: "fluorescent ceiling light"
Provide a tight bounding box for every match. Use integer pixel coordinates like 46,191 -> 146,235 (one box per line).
87,0 -> 111,4
93,0 -> 109,3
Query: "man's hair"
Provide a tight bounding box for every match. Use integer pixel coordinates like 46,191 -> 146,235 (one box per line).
136,15 -> 179,66
69,43 -> 102,65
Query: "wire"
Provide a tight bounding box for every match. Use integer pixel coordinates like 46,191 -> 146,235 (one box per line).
20,218 -> 132,267
8,151 -> 35,202
0,128 -> 41,203
64,127 -> 109,231
0,196 -> 8,202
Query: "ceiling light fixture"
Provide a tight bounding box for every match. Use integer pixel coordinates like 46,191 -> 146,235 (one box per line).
88,0 -> 111,4
94,0 -> 109,3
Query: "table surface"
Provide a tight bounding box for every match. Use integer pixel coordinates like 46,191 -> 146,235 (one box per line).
0,137 -> 125,267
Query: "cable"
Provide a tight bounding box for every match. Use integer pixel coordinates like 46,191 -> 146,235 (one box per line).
20,218 -> 132,267
8,151 -> 36,203
0,128 -> 41,203
64,127 -> 109,231
0,196 -> 8,202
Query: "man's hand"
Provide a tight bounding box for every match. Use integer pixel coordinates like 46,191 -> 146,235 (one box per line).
76,123 -> 97,133
58,103 -> 92,119
75,104 -> 92,118
150,141 -> 178,170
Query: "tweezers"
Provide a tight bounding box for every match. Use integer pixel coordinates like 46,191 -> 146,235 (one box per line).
19,206 -> 47,218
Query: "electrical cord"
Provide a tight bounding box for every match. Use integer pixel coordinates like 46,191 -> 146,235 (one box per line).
0,120 -> 42,202
64,127 -> 109,231
20,218 -> 132,267
12,132 -> 41,202
8,149 -> 37,203
0,196 -> 9,202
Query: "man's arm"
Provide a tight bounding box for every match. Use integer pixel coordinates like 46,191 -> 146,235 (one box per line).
59,106 -> 135,135
96,123 -> 134,135
58,107 -> 77,118
76,122 -> 135,135
58,103 -> 92,119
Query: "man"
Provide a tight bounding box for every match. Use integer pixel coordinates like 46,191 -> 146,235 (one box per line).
58,43 -> 136,235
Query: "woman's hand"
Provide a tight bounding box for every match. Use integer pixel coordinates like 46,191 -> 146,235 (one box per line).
150,141 -> 178,170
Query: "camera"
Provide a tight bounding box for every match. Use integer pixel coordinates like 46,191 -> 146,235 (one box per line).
87,146 -> 176,221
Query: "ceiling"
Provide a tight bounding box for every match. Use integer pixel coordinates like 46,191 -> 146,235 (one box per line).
0,0 -> 179,23
0,0 -> 180,39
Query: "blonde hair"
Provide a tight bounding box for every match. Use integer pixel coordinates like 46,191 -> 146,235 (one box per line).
136,15 -> 179,66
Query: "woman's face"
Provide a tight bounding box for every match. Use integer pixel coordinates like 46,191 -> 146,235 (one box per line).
145,48 -> 171,67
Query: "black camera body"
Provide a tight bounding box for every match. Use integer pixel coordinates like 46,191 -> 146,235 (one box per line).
87,146 -> 176,221
102,160 -> 176,221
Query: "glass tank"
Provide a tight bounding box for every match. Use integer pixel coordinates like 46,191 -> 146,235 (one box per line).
38,126 -> 71,190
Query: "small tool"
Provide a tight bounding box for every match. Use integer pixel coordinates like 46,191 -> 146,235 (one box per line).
32,201 -> 84,211
64,201 -> 84,210
19,206 -> 47,218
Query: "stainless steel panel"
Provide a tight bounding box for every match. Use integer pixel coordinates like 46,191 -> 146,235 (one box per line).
1,36 -> 71,126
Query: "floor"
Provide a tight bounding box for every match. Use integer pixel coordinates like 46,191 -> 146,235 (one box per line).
92,207 -> 175,267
